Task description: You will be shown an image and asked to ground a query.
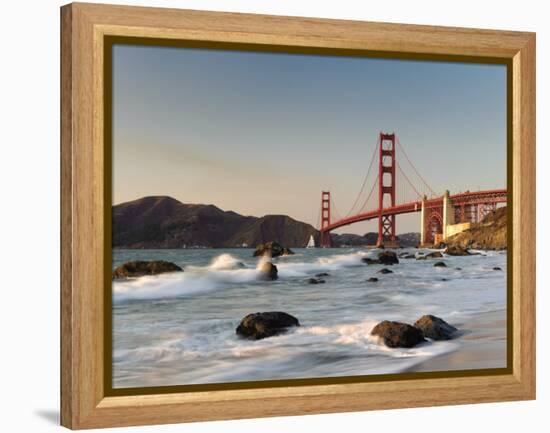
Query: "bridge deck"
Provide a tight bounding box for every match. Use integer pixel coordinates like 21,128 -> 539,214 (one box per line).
321,189 -> 507,232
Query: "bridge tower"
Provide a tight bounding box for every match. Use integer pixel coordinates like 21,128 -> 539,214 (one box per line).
377,133 -> 397,247
320,191 -> 332,247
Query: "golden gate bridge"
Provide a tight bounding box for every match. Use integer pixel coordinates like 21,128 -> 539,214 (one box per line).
318,133 -> 507,247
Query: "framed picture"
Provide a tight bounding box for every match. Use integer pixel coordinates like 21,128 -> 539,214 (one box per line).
60,3 -> 536,429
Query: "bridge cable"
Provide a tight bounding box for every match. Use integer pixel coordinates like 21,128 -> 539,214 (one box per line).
357,174 -> 379,214
344,137 -> 380,217
396,137 -> 436,197
397,162 -> 423,199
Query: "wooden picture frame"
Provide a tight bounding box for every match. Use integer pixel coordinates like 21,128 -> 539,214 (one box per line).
60,2 -> 536,429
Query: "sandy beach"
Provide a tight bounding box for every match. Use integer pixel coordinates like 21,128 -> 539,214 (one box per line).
409,309 -> 507,372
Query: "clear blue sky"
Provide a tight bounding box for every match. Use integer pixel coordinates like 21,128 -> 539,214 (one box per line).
112,44 -> 506,234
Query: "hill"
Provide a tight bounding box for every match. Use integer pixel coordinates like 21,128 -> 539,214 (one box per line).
112,196 -> 318,248
445,206 -> 507,250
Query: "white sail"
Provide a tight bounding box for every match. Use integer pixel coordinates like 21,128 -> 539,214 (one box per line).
306,235 -> 315,248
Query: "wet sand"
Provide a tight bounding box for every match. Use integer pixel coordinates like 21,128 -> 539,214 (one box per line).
408,309 -> 507,372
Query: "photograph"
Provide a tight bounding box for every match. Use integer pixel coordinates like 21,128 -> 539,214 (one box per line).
109,42 -> 508,389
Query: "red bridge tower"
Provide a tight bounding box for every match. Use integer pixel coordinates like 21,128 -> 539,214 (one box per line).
320,191 -> 331,247
377,133 -> 397,246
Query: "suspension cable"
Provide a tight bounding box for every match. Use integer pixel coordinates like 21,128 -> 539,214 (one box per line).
357,174 -> 379,214
396,137 -> 436,197
345,137 -> 380,217
397,162 -> 423,199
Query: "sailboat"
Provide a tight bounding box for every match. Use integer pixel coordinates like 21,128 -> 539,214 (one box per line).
306,235 -> 315,248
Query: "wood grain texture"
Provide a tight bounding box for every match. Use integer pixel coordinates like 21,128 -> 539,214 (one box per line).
60,2 -> 536,429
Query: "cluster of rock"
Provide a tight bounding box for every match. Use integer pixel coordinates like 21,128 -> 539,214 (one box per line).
370,315 -> 458,348
112,260 -> 183,280
253,241 -> 294,258
361,251 -> 399,265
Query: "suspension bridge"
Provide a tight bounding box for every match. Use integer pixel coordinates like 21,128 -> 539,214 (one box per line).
318,133 -> 507,248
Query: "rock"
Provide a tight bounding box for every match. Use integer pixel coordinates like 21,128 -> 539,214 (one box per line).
416,256 -> 427,261
402,254 -> 416,259
236,312 -> 300,340
307,278 -> 325,284
112,260 -> 183,279
315,272 -> 330,277
455,267 -> 462,270
378,268 -> 393,274
378,251 -> 399,265
493,267 -> 502,271
253,241 -> 294,258
258,261 -> 278,280
367,277 -> 379,282
371,320 -> 426,348
414,315 -> 457,340
425,251 -> 443,259
433,261 -> 447,267
361,257 -> 380,265
444,245 -> 471,256
441,278 -> 448,281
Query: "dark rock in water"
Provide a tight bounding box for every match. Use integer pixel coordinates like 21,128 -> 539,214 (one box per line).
493,267 -> 502,271
253,241 -> 294,258
361,257 -> 380,265
371,320 -> 426,348
455,267 -> 462,271
444,245 -> 471,256
236,312 -> 300,340
416,255 -> 427,261
307,278 -> 325,284
258,261 -> 278,280
378,268 -> 393,274
441,278 -> 448,281
315,272 -> 330,277
112,260 -> 183,279
402,254 -> 416,259
367,277 -> 379,282
433,261 -> 447,267
414,315 -> 457,340
378,251 -> 399,265
425,251 -> 443,259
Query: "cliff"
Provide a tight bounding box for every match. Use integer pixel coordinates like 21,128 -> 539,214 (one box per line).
445,206 -> 507,250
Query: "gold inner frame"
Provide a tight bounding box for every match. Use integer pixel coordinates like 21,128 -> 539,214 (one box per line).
102,34 -> 513,397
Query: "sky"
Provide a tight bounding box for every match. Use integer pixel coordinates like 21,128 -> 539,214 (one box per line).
112,44 -> 506,234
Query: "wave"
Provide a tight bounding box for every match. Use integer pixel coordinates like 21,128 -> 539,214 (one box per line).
112,250 -> 372,303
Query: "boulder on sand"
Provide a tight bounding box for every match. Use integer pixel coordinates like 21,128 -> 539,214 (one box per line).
258,261 -> 278,280
253,241 -> 294,258
371,320 -> 426,348
236,312 -> 300,340
414,315 -> 457,340
112,260 -> 183,279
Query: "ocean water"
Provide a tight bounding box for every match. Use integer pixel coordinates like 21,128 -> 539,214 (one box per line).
112,248 -> 507,388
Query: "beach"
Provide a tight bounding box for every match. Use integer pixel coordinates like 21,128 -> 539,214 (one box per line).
112,247 -> 507,388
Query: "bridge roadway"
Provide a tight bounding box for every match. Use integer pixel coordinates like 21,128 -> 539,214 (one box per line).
321,189 -> 508,233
